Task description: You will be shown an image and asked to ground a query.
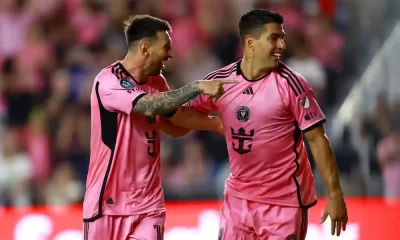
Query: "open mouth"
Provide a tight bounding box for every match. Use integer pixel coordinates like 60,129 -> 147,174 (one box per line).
272,52 -> 281,59
161,59 -> 169,69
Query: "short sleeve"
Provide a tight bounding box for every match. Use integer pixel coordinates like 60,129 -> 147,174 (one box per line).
286,72 -> 326,131
185,94 -> 217,115
97,77 -> 146,115
183,75 -> 217,115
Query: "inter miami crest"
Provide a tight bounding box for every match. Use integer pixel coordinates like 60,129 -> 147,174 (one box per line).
235,106 -> 251,122
299,96 -> 310,109
120,79 -> 135,89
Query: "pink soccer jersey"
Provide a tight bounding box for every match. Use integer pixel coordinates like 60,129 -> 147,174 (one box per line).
83,62 -> 170,222
187,60 -> 325,208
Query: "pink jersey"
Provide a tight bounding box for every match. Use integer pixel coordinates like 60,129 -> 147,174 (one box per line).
187,60 -> 325,208
83,62 -> 169,222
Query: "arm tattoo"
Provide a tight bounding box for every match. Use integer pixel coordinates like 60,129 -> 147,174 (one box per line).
132,81 -> 200,116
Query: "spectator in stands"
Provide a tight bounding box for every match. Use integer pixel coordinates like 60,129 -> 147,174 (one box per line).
0,127 -> 33,206
163,138 -> 216,200
287,33 -> 327,106
376,123 -> 400,197
40,161 -> 84,205
334,126 -> 362,196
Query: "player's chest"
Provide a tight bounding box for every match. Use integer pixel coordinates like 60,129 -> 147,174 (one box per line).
218,81 -> 289,124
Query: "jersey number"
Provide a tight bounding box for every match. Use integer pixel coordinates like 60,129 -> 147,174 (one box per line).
146,131 -> 157,157
153,224 -> 163,240
231,127 -> 254,154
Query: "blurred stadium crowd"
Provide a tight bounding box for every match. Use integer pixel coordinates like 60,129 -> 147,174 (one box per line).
0,0 -> 399,207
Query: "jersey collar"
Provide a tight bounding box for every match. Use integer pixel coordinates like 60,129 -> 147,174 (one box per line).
236,59 -> 269,82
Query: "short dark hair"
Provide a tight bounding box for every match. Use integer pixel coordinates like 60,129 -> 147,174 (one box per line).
239,9 -> 284,41
123,15 -> 172,47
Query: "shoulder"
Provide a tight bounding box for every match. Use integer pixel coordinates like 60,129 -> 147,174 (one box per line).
156,74 -> 168,84
95,62 -> 121,85
151,74 -> 168,89
275,62 -> 311,97
203,61 -> 240,80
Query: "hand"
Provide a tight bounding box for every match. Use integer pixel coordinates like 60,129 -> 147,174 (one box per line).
320,192 -> 348,236
197,79 -> 236,100
216,122 -> 224,135
208,115 -> 224,135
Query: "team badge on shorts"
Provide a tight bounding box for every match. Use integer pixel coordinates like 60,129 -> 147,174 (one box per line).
218,228 -> 224,240
120,79 -> 136,89
235,106 -> 251,122
286,234 -> 297,240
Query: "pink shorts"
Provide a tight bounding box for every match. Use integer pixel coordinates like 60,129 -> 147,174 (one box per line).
83,210 -> 165,240
219,194 -> 308,240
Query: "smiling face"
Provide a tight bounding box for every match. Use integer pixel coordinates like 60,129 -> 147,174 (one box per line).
246,23 -> 287,69
142,31 -> 174,76
239,9 -> 286,70
123,15 -> 173,76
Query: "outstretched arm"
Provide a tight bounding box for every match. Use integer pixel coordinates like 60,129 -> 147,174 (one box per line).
132,79 -> 235,117
159,118 -> 191,137
168,107 -> 224,134
132,82 -> 200,116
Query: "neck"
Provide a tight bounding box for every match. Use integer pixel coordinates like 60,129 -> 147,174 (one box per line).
121,52 -> 149,84
241,55 -> 275,80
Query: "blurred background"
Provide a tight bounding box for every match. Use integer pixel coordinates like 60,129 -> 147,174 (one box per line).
0,0 -> 399,208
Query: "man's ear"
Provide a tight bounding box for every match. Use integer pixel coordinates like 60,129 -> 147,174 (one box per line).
139,41 -> 151,57
245,35 -> 254,48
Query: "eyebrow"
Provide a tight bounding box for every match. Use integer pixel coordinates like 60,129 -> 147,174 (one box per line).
269,33 -> 285,38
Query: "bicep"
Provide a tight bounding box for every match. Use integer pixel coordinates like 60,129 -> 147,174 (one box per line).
304,124 -> 327,144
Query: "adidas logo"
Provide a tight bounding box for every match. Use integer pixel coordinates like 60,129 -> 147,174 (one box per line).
242,87 -> 254,95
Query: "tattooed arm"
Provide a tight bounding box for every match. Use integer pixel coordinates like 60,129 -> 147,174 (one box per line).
132,79 -> 235,116
132,81 -> 200,116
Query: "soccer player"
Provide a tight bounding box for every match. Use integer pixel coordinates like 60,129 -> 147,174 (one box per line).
169,9 -> 348,240
82,15 -> 235,240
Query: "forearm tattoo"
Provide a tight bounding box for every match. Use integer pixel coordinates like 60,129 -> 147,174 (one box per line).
132,81 -> 200,116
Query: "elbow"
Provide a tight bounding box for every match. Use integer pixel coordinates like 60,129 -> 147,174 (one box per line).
167,111 -> 183,126
143,111 -> 155,117
131,105 -> 156,117
145,108 -> 177,118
